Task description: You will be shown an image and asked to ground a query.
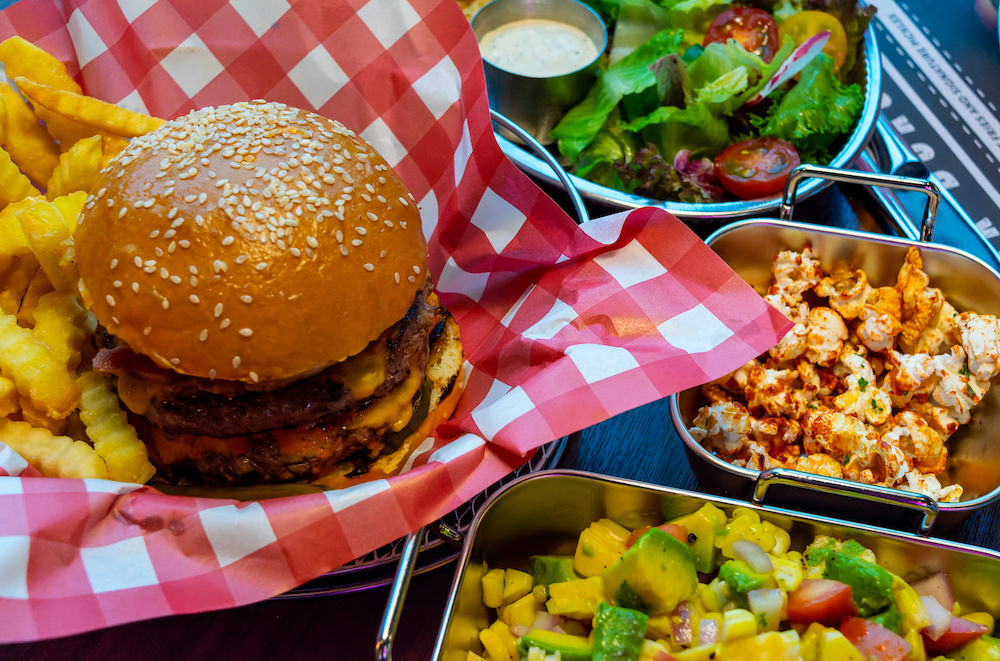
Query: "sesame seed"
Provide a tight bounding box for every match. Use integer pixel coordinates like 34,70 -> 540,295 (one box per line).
213,260 -> 227,273
110,258 -> 119,269
222,236 -> 235,246
170,275 -> 182,284
240,295 -> 253,303
118,207 -> 127,219
209,369 -> 217,379
132,282 -> 140,293
162,298 -> 170,309
352,239 -> 363,247
214,303 -> 224,317
170,358 -> 180,365
363,263 -> 374,272
105,294 -> 116,307
366,212 -> 378,221
356,227 -> 367,236
255,262 -> 268,271
143,326 -> 152,335
220,318 -> 231,329
232,356 -> 241,368
199,329 -> 208,342
178,240 -> 191,248
235,255 -> 249,264
239,328 -> 253,337
190,276 -> 199,287
394,272 -> 400,283
189,294 -> 200,304
249,371 -> 259,383
306,236 -> 318,248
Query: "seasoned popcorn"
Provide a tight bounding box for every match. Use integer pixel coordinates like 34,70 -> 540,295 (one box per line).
689,246 -> 1000,502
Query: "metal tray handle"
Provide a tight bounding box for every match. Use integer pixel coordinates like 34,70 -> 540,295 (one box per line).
490,110 -> 590,225
780,163 -> 941,242
754,467 -> 940,535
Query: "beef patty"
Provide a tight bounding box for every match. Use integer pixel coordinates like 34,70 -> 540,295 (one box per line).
94,281 -> 436,438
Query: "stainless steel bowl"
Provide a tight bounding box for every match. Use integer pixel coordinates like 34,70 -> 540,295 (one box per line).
433,470 -> 1000,659
669,218 -> 1000,534
494,4 -> 882,223
472,0 -> 607,145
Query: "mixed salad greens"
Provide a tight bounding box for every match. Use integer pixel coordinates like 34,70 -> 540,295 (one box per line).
549,0 -> 876,202
468,504 -> 998,660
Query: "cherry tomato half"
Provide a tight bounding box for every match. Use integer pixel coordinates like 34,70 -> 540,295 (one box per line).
840,617 -> 913,661
712,137 -> 801,200
786,579 -> 857,626
778,10 -> 849,71
624,523 -> 688,549
703,7 -> 780,63
922,615 -> 990,653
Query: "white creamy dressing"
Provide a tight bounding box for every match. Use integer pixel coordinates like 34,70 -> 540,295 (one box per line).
479,18 -> 598,77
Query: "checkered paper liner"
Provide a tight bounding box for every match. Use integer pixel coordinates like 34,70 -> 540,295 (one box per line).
0,0 -> 791,642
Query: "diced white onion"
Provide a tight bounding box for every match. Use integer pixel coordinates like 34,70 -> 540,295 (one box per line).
733,539 -> 773,574
921,594 -> 954,641
748,588 -> 786,631
698,618 -> 720,645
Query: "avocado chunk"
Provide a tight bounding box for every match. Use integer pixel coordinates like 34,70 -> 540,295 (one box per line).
668,503 -> 727,573
603,526 -> 697,615
529,555 -> 578,586
592,601 -> 648,661
717,559 -> 776,609
948,634 -> 1000,661
517,629 -> 592,661
866,603 -> 902,634
822,553 -> 893,617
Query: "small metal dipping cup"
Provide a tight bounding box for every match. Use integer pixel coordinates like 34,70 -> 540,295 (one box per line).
472,0 -> 607,145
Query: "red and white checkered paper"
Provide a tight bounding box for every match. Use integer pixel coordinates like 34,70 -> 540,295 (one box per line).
0,0 -> 791,642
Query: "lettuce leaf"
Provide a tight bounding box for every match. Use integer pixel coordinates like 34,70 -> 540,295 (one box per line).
753,51 -> 863,162
551,28 -> 685,160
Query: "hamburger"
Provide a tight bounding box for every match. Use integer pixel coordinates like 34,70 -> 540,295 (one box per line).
74,100 -> 464,487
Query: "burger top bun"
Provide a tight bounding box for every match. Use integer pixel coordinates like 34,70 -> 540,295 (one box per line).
76,101 -> 428,383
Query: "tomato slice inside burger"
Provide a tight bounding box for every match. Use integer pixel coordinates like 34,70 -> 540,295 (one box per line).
713,137 -> 801,200
703,7 -> 780,62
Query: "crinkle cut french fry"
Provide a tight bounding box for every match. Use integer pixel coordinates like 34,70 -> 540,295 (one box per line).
14,199 -> 75,292
31,291 -> 86,371
15,77 -> 165,139
0,196 -> 40,274
0,142 -> 39,207
0,37 -> 82,94
51,190 -> 87,233
101,134 -> 129,168
0,37 -> 95,149
77,371 -> 155,484
0,255 -> 38,316
46,136 -> 102,200
16,264 -> 54,327
0,376 -> 17,417
0,418 -> 107,480
0,83 -> 60,186
18,396 -> 68,435
0,310 -> 79,418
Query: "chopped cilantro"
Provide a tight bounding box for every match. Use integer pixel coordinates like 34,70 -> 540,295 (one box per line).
842,453 -> 852,465
857,377 -> 869,391
870,399 -> 883,412
967,383 -> 976,399
960,362 -> 970,377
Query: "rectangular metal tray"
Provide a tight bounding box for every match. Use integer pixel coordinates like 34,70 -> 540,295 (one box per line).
670,218 -> 1000,534
433,469 -> 1000,659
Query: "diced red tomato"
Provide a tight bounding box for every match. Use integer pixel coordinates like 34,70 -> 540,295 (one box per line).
624,523 -> 688,549
703,7 -> 780,62
787,579 -> 857,626
713,137 -> 800,200
840,617 -> 912,661
922,615 -> 990,653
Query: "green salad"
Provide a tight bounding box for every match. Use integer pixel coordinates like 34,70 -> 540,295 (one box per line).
549,0 -> 876,202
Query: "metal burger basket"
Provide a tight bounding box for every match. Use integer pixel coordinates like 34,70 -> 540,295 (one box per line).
492,3 -> 882,224
670,165 -> 1000,536
432,470 -> 1000,659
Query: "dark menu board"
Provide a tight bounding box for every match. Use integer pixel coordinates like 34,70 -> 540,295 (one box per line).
870,0 -> 1000,248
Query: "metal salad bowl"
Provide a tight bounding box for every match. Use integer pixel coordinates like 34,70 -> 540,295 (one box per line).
491,4 -> 883,224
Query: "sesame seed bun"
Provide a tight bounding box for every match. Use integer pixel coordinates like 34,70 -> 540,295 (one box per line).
75,100 -> 427,383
